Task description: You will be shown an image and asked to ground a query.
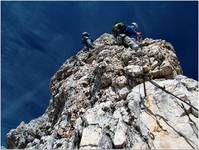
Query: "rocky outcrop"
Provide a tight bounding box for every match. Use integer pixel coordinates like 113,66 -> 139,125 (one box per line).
6,33 -> 198,149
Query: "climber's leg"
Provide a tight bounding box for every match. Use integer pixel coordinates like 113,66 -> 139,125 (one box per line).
115,34 -> 125,45
86,39 -> 94,49
123,36 -> 139,50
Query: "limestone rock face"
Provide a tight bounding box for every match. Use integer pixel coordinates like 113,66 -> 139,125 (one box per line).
7,33 -> 198,149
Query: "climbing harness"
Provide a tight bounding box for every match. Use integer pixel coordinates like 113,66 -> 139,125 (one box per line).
137,33 -> 198,112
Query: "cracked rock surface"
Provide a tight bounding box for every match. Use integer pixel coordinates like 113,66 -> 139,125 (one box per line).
6,33 -> 198,149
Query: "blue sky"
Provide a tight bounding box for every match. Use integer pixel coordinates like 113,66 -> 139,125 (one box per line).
1,1 -> 198,146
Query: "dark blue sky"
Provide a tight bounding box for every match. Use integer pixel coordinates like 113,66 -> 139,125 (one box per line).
1,1 -> 198,146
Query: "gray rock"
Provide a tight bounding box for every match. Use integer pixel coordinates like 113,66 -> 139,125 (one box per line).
6,33 -> 198,149
80,125 -> 102,149
112,75 -> 127,88
125,65 -> 142,77
127,91 -> 142,118
113,107 -> 130,124
113,121 -> 128,148
118,87 -> 129,100
98,134 -> 113,149
128,76 -> 198,149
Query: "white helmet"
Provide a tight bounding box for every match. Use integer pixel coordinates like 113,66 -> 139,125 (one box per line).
131,22 -> 138,31
82,32 -> 90,37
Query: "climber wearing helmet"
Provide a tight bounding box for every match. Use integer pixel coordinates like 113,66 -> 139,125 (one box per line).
81,32 -> 94,50
112,22 -> 126,45
112,22 -> 126,37
125,22 -> 142,41
112,22 -> 140,50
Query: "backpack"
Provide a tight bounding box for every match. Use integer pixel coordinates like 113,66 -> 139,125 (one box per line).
112,22 -> 126,37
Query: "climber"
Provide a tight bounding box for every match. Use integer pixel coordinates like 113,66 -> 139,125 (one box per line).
124,22 -> 142,49
125,22 -> 142,42
81,32 -> 94,50
112,22 -> 126,38
112,22 -> 140,50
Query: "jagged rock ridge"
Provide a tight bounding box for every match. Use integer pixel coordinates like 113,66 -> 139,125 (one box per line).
7,33 -> 198,149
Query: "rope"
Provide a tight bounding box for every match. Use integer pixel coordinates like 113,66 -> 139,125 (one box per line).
136,33 -> 198,112
148,80 -> 198,112
134,31 -> 198,112
137,33 -> 147,98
